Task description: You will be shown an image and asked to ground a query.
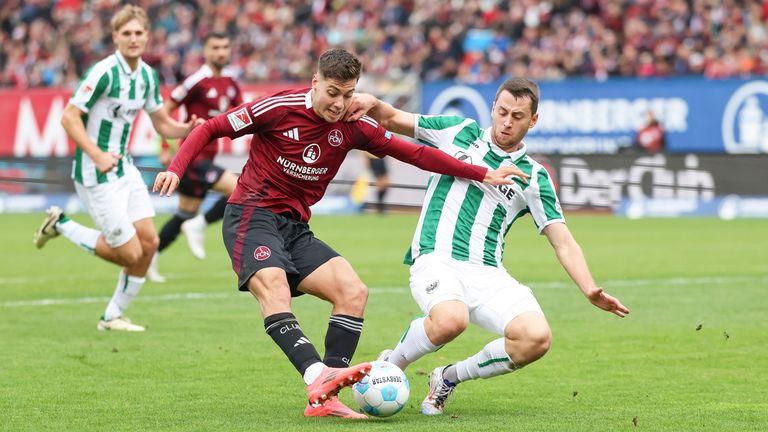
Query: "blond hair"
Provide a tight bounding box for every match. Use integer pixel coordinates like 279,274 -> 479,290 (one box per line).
111,5 -> 149,32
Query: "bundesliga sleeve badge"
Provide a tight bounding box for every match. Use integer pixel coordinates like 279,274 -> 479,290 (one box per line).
227,107 -> 252,132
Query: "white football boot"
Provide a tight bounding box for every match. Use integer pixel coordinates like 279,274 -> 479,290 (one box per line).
97,316 -> 145,332
181,214 -> 206,260
421,365 -> 457,415
33,206 -> 63,249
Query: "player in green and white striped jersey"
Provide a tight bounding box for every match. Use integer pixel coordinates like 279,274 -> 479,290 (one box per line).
33,5 -> 202,332
347,78 -> 630,415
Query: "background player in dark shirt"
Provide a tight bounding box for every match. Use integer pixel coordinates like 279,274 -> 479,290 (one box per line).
153,48 -> 528,419
366,154 -> 390,214
149,33 -> 243,282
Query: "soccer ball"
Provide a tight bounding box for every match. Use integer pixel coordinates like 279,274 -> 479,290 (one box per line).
352,361 -> 410,417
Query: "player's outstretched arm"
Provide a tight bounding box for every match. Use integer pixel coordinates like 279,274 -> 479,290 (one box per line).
345,94 -> 415,137
149,108 -> 204,139
380,135 -> 529,186
543,223 -> 630,317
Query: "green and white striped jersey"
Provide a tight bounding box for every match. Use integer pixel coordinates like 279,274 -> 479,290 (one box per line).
69,51 -> 163,186
405,114 -> 565,268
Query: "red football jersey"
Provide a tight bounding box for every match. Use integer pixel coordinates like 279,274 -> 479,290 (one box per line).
170,65 -> 243,161
169,88 -> 487,222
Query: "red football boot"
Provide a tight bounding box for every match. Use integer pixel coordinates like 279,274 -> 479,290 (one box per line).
305,362 -> 371,405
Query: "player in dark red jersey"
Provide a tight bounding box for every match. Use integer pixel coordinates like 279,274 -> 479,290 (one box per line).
149,33 -> 243,282
153,48 -> 528,419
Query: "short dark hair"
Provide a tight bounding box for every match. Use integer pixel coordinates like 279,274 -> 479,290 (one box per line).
317,48 -> 362,82
203,32 -> 230,44
495,78 -> 540,114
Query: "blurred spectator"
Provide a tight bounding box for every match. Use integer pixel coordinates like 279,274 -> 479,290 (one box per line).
2,0 -> 768,89
634,110 -> 666,154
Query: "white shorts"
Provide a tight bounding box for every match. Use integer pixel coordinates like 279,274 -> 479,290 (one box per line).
74,164 -> 155,248
409,253 -> 544,336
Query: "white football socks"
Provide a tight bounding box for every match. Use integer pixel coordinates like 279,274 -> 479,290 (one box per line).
303,361 -> 326,385
103,271 -> 145,321
454,338 -> 517,382
388,317 -> 441,370
55,219 -> 100,254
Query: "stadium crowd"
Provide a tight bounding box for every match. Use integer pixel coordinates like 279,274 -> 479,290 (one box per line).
2,0 -> 767,88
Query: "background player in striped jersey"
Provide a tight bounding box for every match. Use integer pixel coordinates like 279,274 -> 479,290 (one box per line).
32,5 -> 202,331
346,78 -> 630,415
153,48 -> 527,418
148,32 -> 243,282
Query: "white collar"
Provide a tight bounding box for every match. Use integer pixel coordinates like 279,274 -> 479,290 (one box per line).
114,50 -> 142,77
482,127 -> 527,162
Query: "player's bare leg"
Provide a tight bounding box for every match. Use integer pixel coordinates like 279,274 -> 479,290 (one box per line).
501,311 -> 551,366
299,256 -> 368,316
424,312 -> 551,414
93,235 -> 145,268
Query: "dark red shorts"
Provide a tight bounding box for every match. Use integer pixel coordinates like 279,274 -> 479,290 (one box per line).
177,159 -> 225,199
222,204 -> 339,296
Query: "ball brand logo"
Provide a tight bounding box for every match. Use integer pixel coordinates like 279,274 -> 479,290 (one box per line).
328,129 -> 343,147
371,376 -> 403,385
253,245 -> 271,261
302,144 -> 321,164
722,81 -> 768,153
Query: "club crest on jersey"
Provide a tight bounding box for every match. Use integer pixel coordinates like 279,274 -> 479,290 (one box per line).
302,144 -> 321,164
455,151 -> 472,164
227,107 -> 252,132
328,129 -> 343,147
253,246 -> 271,261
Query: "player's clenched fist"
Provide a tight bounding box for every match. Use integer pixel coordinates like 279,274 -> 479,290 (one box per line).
153,171 -> 180,196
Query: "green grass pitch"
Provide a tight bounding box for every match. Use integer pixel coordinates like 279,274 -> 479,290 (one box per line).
1,212 -> 766,431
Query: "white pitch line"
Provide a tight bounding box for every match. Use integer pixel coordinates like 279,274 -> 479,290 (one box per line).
0,292 -> 234,307
1,275 -> 765,309
0,271 -> 234,285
